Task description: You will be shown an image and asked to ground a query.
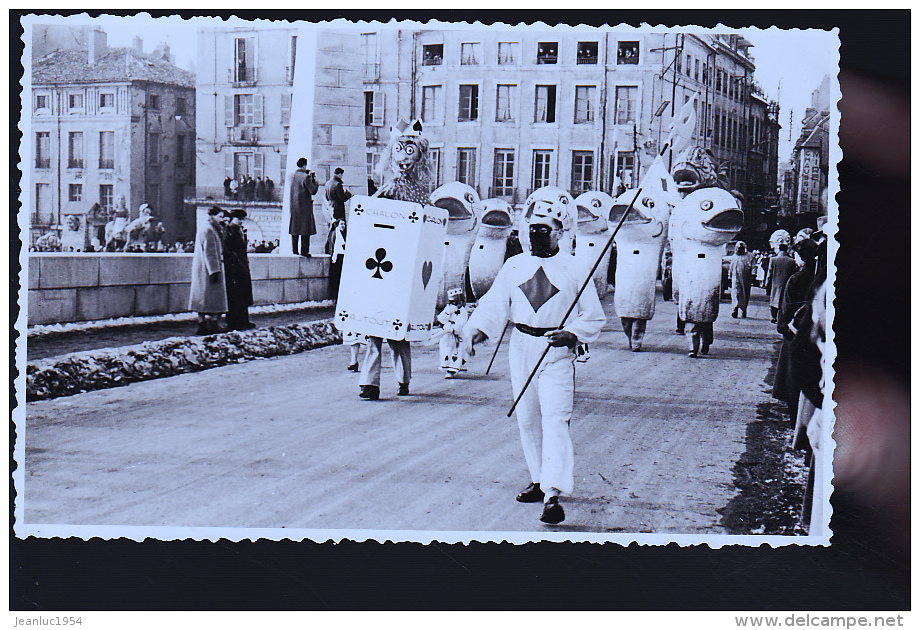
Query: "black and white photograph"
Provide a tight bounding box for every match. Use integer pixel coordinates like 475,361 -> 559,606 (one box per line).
17,14 -> 843,547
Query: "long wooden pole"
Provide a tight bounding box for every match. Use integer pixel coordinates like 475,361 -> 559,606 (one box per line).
507,187 -> 643,417
485,322 -> 509,375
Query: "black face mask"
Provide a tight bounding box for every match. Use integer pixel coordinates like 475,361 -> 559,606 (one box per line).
529,224 -> 559,258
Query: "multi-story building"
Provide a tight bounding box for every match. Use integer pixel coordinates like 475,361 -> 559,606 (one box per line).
789,75 -> 831,230
191,26 -> 365,249
30,27 -> 197,246
360,28 -> 779,240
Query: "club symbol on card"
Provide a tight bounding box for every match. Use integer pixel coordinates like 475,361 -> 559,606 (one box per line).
393,319 -> 403,331
421,260 -> 433,289
366,248 -> 393,279
354,204 -> 364,215
408,211 -> 419,223
337,310 -> 348,321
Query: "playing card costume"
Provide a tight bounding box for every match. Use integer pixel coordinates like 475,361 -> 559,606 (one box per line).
464,196 -> 605,524
432,287 -> 470,377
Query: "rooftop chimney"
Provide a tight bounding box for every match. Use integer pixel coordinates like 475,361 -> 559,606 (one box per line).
132,36 -> 143,52
153,42 -> 171,62
87,28 -> 108,65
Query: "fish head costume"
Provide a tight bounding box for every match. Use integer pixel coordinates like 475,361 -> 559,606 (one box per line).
673,187 -> 744,248
574,191 -> 614,237
430,182 -> 480,236
769,229 -> 792,253
670,146 -> 729,194
608,188 -> 673,245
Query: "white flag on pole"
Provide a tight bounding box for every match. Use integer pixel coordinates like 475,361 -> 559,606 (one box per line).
665,92 -> 699,157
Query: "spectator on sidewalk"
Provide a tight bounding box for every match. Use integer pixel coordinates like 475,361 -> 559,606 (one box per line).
222,209 -> 255,331
189,206 -> 228,335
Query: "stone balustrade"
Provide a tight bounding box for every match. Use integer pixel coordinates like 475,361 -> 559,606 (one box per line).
27,253 -> 330,326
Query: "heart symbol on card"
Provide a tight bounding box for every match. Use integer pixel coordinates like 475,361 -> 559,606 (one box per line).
421,260 -> 433,289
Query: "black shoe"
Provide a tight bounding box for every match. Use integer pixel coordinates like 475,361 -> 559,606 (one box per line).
195,322 -> 210,336
770,318 -> 777,324
397,383 -> 410,396
731,309 -> 739,319
676,328 -> 685,335
359,385 -> 379,400
700,343 -> 710,355
516,482 -> 544,503
347,363 -> 359,372
540,496 -> 565,524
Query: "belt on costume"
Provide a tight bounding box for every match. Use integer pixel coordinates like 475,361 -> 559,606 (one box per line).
514,323 -> 555,337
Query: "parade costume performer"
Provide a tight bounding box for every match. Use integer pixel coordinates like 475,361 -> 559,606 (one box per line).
222,209 -> 255,331
729,241 -> 754,318
288,157 -> 320,256
463,197 -> 606,525
669,187 -> 743,358
358,120 -> 431,400
609,156 -> 678,351
189,206 -> 229,335
432,287 -> 470,378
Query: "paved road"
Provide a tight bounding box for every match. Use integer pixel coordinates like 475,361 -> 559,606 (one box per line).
22,290 -> 779,535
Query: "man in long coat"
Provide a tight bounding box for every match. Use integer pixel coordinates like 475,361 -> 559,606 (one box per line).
189,206 -> 228,335
326,167 -> 353,221
288,157 -> 320,256
729,241 -> 754,318
766,243 -> 798,323
222,208 -> 255,331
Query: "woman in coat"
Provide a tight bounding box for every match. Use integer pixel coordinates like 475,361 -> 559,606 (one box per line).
288,157 -> 320,256
222,208 -> 255,331
189,206 -> 228,335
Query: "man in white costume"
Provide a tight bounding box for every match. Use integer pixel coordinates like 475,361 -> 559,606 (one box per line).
463,197 -> 606,525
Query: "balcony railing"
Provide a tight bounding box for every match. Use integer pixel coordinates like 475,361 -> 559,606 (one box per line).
576,56 -> 598,65
363,63 -> 380,80
536,55 -> 558,65
191,185 -> 282,204
229,67 -> 258,86
229,126 -> 260,144
422,56 -> 442,66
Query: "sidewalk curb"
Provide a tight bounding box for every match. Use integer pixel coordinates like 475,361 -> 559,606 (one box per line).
26,320 -> 342,402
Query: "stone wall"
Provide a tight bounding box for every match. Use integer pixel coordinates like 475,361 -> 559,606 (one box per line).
27,253 -> 330,326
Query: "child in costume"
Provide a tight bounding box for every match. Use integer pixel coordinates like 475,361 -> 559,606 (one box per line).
433,287 -> 470,378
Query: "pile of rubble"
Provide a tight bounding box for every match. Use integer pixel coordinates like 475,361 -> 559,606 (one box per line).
26,321 -> 342,402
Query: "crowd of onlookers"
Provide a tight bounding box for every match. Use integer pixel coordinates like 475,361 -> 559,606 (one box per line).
223,175 -> 276,202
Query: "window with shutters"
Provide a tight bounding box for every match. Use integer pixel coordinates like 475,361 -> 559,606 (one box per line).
147,93 -> 159,110
371,92 -> 384,126
695,58 -> 700,81
571,151 -> 593,194
99,132 -> 115,169
281,93 -> 292,128
68,92 -> 84,112
686,54 -> 692,76
234,37 -> 257,83
457,148 -> 476,187
460,43 -> 480,65
426,147 -> 442,194
99,92 -> 115,110
534,85 -> 556,123
458,85 -> 479,121
364,91 -> 374,126
34,183 -> 51,224
616,152 -> 635,188
421,86 -> 442,124
362,33 -> 379,79
148,133 -> 160,164
574,85 -> 595,124
235,94 -> 254,126
68,132 -> 84,169
233,152 -> 264,180
34,93 -> 50,112
35,132 -> 50,169
367,151 -> 380,183
495,84 -> 514,122
532,150 -> 552,189
176,97 -> 187,116
614,86 -> 637,125
99,184 -> 114,211
492,149 -> 514,197
176,134 -> 189,165
497,42 -> 517,65
69,184 -> 82,202
289,35 -> 297,83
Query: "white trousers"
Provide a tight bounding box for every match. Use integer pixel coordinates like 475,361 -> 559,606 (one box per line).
360,337 -> 411,387
508,330 -> 576,496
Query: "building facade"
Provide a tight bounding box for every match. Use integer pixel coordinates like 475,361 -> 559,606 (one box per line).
789,75 -> 831,230
191,27 -> 366,247
30,28 -> 197,246
360,28 -> 780,243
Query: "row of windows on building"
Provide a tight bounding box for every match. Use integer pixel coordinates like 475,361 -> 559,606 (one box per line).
407,39 -> 640,68
230,35 -> 297,84
34,130 -> 193,170
674,49 -> 749,103
32,182 -> 115,219
34,91 -> 188,115
365,84 -> 639,127
367,146 -> 637,198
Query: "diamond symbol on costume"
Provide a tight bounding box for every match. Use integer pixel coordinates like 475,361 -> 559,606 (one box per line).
366,247 -> 393,279
518,266 -> 559,312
